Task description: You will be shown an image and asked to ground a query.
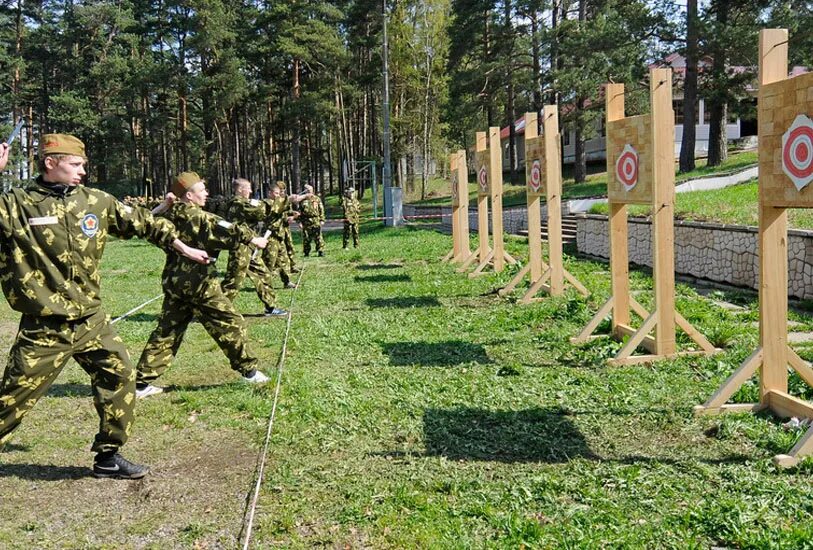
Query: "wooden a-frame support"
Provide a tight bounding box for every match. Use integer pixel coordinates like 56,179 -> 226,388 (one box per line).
442,150 -> 471,264
694,29 -> 813,468
458,127 -> 516,276
571,68 -> 718,366
499,107 -> 589,302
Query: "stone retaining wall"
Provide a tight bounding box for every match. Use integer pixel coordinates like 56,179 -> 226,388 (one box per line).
403,203 -> 566,235
576,214 -> 813,299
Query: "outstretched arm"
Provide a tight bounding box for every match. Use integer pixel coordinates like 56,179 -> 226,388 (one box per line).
0,143 -> 9,171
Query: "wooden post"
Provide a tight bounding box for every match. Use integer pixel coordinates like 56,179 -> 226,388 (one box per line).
444,150 -> 471,264
607,83 -> 631,332
695,29 -> 813,468
651,68 -> 677,356
458,132 -> 492,273
572,70 -> 717,366
499,108 -> 589,300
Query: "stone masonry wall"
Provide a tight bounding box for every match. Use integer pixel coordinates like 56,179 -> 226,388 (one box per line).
576,214 -> 813,299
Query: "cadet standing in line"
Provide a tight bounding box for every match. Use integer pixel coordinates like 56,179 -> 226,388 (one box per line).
299,184 -> 325,257
342,186 -> 361,249
0,135 -> 209,479
135,172 -> 270,398
278,182 -> 301,274
220,178 -> 287,316
263,183 -> 307,285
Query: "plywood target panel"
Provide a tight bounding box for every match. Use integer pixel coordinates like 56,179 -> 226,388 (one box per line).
761,72 -> 813,208
475,149 -> 490,197
525,136 -> 546,198
451,166 -> 460,207
607,114 -> 653,205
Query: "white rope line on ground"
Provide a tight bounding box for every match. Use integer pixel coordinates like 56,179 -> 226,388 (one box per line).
110,294 -> 163,325
239,266 -> 304,549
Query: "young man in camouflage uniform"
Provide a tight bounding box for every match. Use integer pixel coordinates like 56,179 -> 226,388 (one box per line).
342,187 -> 361,249
135,172 -> 271,399
220,178 -> 286,316
0,135 -> 209,479
262,183 -> 307,285
279,184 -> 300,274
299,184 -> 325,257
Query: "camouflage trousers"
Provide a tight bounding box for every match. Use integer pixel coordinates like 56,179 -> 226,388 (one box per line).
301,224 -> 324,255
0,311 -> 135,454
343,221 -> 360,248
261,235 -> 287,276
221,244 -> 277,309
136,285 -> 258,385
283,228 -> 297,270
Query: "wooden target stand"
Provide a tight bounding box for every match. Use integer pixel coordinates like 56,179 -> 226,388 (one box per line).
499,107 -> 589,302
571,68 -> 717,366
695,29 -> 813,468
442,149 -> 472,263
456,127 -> 516,277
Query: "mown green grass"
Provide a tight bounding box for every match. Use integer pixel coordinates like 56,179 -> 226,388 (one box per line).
407,151 -> 758,209
2,222 -> 813,548
588,180 -> 813,230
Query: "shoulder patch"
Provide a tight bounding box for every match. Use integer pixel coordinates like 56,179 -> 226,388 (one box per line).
119,203 -> 133,214
250,199 -> 259,207
81,213 -> 100,238
217,219 -> 233,229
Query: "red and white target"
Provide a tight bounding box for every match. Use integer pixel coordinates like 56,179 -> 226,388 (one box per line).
478,166 -> 488,193
782,114 -> 813,191
529,159 -> 542,193
615,144 -> 639,191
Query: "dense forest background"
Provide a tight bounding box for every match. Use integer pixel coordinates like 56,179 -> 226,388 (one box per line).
1,0 -> 813,199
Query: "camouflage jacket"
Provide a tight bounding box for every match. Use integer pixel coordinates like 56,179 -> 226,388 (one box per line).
264,197 -> 291,239
158,202 -> 255,298
342,195 -> 361,224
299,196 -> 324,226
223,196 -> 266,227
0,177 -> 179,320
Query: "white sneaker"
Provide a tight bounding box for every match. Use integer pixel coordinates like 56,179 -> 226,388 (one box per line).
135,384 -> 164,399
243,370 -> 270,383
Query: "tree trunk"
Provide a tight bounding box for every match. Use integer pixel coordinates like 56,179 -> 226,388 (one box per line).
707,0 -> 730,167
679,0 -> 698,173
291,57 -> 302,191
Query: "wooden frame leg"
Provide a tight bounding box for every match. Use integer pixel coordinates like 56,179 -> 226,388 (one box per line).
571,297 -> 614,344
442,249 -> 455,263
694,348 -> 763,413
470,250 -> 496,278
563,269 -> 590,297
611,310 -> 659,363
456,249 -> 481,273
499,263 -> 531,296
519,268 -> 552,304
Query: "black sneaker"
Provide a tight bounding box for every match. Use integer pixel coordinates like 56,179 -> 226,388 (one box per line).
93,452 -> 150,479
264,307 -> 288,317
318,251 -> 324,257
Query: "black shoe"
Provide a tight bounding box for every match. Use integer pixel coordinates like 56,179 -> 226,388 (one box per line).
291,267 -> 301,273
284,282 -> 297,289
318,251 -> 324,257
264,307 -> 288,317
93,452 -> 149,479
304,253 -> 310,257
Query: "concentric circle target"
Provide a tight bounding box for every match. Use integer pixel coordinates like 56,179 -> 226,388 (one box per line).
529,160 -> 542,192
615,144 -> 639,191
783,124 -> 813,180
478,167 -> 488,192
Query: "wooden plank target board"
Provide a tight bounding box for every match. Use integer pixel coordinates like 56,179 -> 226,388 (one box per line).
695,29 -> 813,468
442,150 -> 471,263
456,132 -> 491,273
499,108 -> 589,302
571,68 -> 718,366
460,127 -> 516,277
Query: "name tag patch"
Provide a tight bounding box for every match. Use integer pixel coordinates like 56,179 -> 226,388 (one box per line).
81,213 -> 99,238
217,220 -> 233,229
28,216 -> 58,226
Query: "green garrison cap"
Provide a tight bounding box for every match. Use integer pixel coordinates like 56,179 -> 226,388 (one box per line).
41,134 -> 86,158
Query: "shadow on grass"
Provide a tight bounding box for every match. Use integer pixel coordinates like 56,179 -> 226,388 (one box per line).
354,274 -> 412,283
0,463 -> 90,480
47,383 -> 92,398
356,263 -> 404,271
422,406 -> 598,463
0,443 -> 30,452
116,312 -> 158,323
366,296 -> 441,309
382,341 -> 491,366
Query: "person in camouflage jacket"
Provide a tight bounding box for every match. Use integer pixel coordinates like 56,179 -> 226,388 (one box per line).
299,184 -> 325,256
262,183 -> 308,285
0,134 -> 209,479
135,172 -> 271,399
342,187 -> 361,249
220,178 -> 284,315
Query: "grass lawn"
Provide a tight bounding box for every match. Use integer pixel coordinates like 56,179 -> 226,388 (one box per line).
2,222 -> 813,547
588,180 -> 813,230
405,151 -> 758,209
